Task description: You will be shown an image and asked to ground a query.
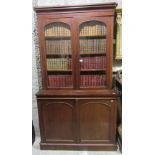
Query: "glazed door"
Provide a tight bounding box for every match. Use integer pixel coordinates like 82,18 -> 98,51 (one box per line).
38,18 -> 75,89
74,16 -> 114,89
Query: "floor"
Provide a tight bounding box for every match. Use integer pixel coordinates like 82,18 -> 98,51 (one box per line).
32,137 -> 122,155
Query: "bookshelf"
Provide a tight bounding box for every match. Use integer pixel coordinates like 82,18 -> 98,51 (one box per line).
35,3 -> 119,151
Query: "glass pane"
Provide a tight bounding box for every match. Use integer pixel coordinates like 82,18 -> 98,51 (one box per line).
45,22 -> 72,88
79,21 -> 107,88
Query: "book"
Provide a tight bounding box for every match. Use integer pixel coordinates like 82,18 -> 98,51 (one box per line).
80,75 -> 106,87
48,75 -> 72,87
46,58 -> 68,71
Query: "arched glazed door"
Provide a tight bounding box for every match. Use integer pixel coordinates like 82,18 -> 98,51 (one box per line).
44,22 -> 73,88
78,21 -> 108,88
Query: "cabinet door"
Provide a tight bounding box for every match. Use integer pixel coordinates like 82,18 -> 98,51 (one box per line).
75,16 -> 114,89
78,99 -> 117,143
38,99 -> 76,143
38,18 -> 75,89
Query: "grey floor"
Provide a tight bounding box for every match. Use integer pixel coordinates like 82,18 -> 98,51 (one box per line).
32,137 -> 122,155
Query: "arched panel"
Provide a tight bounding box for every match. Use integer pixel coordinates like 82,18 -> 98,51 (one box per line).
78,21 -> 107,88
45,22 -> 71,37
43,100 -> 75,142
79,101 -> 111,141
79,20 -> 107,36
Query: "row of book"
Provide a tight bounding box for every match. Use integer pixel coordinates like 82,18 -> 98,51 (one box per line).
47,56 -> 106,71
80,75 -> 106,87
48,75 -> 106,88
80,24 -> 106,36
46,40 -> 71,54
46,58 -> 72,71
80,56 -> 106,70
48,75 -> 72,88
45,24 -> 71,37
80,39 -> 106,53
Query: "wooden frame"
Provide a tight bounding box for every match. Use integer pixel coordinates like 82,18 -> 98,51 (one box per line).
115,8 -> 122,60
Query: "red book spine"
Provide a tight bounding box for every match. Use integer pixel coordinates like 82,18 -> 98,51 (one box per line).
67,75 -> 68,87
50,76 -> 52,87
97,75 -> 100,86
62,75 -> 64,88
96,57 -> 99,69
94,75 -> 97,87
48,76 -> 50,87
84,75 -> 85,87
57,76 -> 59,88
89,75 -> 90,87
51,76 -> 53,87
85,75 -> 87,87
66,75 -> 68,87
90,75 -> 92,87
54,76 -> 56,87
101,57 -> 103,69
69,75 -> 71,87
94,57 -> 96,69
87,75 -> 89,87
81,59 -> 84,70
81,75 -> 83,87
104,57 -> 106,69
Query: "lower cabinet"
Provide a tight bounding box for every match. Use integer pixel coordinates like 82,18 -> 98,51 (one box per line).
37,98 -> 117,150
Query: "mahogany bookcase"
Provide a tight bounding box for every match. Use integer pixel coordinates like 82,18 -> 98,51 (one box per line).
34,2 -> 119,150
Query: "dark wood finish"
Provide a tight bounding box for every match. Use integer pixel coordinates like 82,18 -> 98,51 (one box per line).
34,3 -> 117,13
79,99 -> 117,143
38,99 -> 76,143
37,97 -> 118,150
35,3 -> 118,150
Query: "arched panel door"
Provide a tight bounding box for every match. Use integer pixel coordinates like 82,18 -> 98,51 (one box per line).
79,21 -> 108,88
44,22 -> 73,88
41,99 -> 76,143
79,99 -> 117,143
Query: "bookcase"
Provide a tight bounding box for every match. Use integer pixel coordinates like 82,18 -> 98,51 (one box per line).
35,3 -> 119,150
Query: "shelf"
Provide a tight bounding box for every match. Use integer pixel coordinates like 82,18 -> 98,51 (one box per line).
47,70 -> 72,72
45,36 -> 71,40
47,70 -> 72,75
80,86 -> 106,88
80,52 -> 106,57
80,70 -> 106,75
46,54 -> 72,58
79,35 -> 106,39
81,69 -> 106,72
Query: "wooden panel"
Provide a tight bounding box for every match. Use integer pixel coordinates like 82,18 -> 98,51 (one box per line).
79,99 -> 116,143
39,99 -> 76,143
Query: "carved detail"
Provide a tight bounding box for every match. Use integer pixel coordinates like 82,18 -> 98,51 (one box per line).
81,101 -> 111,108
45,101 -> 74,108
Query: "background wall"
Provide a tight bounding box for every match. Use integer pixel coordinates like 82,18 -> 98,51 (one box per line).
32,0 -> 122,137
